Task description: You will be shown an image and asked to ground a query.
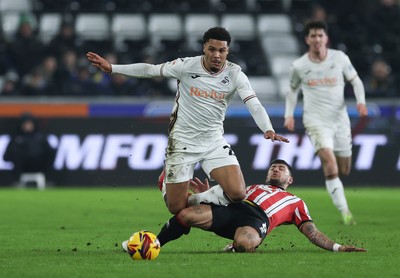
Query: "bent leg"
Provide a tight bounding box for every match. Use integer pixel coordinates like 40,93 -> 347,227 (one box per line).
165,181 -> 190,214
336,155 -> 352,176
210,165 -> 246,202
318,148 -> 339,179
318,148 -> 351,219
233,226 -> 262,253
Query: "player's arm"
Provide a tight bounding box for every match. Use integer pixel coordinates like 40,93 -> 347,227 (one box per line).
284,66 -> 301,131
349,75 -> 368,117
86,51 -> 163,77
342,52 -> 368,117
284,87 -> 299,131
236,72 -> 289,143
299,221 -> 366,252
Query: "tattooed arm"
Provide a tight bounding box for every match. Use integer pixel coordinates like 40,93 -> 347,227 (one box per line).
299,222 -> 366,252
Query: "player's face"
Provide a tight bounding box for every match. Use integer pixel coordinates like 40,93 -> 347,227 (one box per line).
266,163 -> 293,188
305,28 -> 328,54
203,39 -> 229,73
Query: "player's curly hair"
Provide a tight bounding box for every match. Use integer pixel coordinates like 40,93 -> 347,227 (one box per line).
269,159 -> 294,176
203,27 -> 231,46
304,20 -> 328,36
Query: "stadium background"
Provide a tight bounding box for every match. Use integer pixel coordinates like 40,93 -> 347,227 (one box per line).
0,0 -> 399,187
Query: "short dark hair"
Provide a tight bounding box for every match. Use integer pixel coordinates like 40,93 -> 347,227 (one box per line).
269,159 -> 293,176
304,20 -> 328,36
203,27 -> 231,46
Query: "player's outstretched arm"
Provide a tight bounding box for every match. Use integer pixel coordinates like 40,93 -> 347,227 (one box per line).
264,130 -> 289,143
86,52 -> 112,73
300,222 -> 366,252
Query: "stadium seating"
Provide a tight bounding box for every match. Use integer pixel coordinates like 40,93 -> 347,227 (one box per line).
111,14 -> 147,52
147,14 -> 183,52
75,13 -> 111,53
1,0 -> 397,99
0,0 -> 31,13
261,34 -> 299,56
38,13 -> 62,43
184,14 -> 219,51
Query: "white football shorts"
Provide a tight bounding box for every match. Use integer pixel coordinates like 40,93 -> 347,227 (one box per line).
164,137 -> 239,183
305,121 -> 352,157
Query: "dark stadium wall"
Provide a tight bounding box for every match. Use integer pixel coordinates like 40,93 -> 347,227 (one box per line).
0,116 -> 399,187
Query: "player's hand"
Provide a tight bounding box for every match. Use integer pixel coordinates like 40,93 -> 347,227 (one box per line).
339,245 -> 367,252
284,116 -> 295,132
86,52 -> 112,73
189,177 -> 210,193
357,103 -> 368,117
264,130 -> 289,143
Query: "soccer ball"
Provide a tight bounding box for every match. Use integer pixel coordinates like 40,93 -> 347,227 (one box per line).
126,230 -> 160,260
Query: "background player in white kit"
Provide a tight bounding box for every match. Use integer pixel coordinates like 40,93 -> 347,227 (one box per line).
87,27 -> 289,215
284,21 -> 368,225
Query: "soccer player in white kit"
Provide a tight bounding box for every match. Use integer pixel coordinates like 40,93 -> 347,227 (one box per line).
284,21 -> 368,225
87,27 -> 289,215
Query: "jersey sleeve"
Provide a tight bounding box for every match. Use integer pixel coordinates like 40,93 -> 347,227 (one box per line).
160,58 -> 185,79
285,64 -> 301,118
235,70 -> 256,100
340,52 -> 358,81
289,64 -> 301,90
235,71 -> 274,132
293,200 -> 313,228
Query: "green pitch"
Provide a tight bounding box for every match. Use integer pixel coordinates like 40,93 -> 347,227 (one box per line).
0,186 -> 398,278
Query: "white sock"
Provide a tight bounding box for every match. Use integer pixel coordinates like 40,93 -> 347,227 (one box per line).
325,177 -> 350,213
161,180 -> 166,199
188,185 -> 231,206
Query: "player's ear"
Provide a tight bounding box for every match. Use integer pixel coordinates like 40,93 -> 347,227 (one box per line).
203,44 -> 206,54
287,176 -> 294,185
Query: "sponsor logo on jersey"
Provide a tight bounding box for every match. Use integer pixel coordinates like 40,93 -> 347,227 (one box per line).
190,87 -> 225,99
307,77 -> 337,87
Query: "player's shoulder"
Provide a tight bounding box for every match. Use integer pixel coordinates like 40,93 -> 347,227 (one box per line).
328,49 -> 348,60
226,60 -> 242,70
167,56 -> 201,66
292,53 -> 308,68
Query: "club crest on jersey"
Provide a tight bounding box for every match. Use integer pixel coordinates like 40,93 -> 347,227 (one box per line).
220,76 -> 230,86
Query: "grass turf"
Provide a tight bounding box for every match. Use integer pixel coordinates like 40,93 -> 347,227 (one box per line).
0,186 -> 398,278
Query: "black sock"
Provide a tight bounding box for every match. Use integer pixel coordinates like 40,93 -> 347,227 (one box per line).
157,215 -> 191,247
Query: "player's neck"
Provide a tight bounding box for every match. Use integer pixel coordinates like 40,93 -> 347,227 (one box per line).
308,49 -> 328,63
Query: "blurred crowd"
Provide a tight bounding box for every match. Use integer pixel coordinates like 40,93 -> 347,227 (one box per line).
0,13 -> 175,97
0,0 -> 400,98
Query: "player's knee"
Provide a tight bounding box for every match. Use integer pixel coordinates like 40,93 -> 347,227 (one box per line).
225,187 -> 246,203
166,202 -> 186,215
233,239 -> 255,253
176,209 -> 191,226
233,228 -> 259,252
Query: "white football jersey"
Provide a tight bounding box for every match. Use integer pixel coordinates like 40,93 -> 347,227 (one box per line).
161,56 -> 255,146
290,49 -> 357,126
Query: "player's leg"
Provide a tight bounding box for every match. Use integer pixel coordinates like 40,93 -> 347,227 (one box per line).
336,155 -> 352,176
156,204 -> 213,247
165,181 -> 190,214
163,140 -> 197,214
333,125 -> 356,225
308,126 -> 354,224
318,148 -> 351,216
232,226 -> 262,253
200,140 -> 246,204
210,165 -> 246,202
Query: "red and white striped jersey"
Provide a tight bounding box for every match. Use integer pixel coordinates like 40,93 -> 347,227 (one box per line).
245,184 -> 312,234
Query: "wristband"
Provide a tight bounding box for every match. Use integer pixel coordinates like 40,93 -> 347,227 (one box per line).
333,243 -> 341,252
